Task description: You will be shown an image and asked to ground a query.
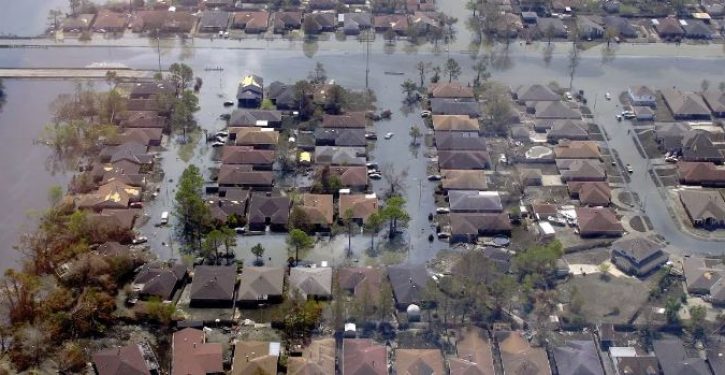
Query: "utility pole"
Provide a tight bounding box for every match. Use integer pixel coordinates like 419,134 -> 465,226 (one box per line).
156,29 -> 161,73
364,29 -> 371,90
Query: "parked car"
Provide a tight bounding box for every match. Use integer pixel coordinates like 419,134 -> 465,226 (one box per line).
420,110 -> 432,118
626,164 -> 633,173
427,175 -> 442,181
436,207 -> 450,214
384,132 -> 394,139
223,100 -> 234,107
132,236 -> 148,245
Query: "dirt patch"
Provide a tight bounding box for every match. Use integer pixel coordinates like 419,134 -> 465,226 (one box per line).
559,274 -> 650,324
563,247 -> 610,265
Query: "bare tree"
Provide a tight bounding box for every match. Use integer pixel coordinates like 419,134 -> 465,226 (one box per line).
380,163 -> 408,197
416,61 -> 430,88
567,44 -> 580,90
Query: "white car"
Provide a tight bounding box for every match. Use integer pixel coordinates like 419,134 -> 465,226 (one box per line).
384,132 -> 394,139
605,92 -> 611,100
132,236 -> 148,245
211,141 -> 225,147
420,110 -> 432,118
368,173 -> 382,180
626,164 -> 633,173
436,207 -> 450,214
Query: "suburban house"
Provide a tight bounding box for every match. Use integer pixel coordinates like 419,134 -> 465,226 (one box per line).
430,99 -> 481,117
387,264 -> 430,309
92,10 -> 129,33
296,194 -> 334,231
237,74 -> 264,108
217,165 -> 274,189
428,82 -> 475,99
628,85 -> 657,107
247,193 -> 291,232
432,115 -> 480,133
395,349 -> 445,375
552,340 -> 604,375
575,207 -> 624,237
171,328 -> 224,375
229,109 -> 283,128
315,146 -> 366,166
131,263 -> 187,302
314,128 -> 367,147
120,111 -> 167,130
321,113 -> 368,129
449,213 -> 512,243
189,265 -> 237,307
62,14 -> 96,32
661,88 -> 711,120
546,120 -> 590,142
554,140 -> 601,159
633,106 -> 655,121
683,20 -> 713,39
438,150 -> 491,170
342,339 -> 387,375
567,181 -> 612,206
678,162 -> 725,186
236,267 -> 285,306
537,17 -> 568,38
207,197 -> 247,225
514,84 -> 560,103
221,147 -> 275,169
655,122 -> 692,152
557,159 -> 607,182
324,166 -> 369,191
289,266 -> 333,300
610,348 -> 659,375
338,194 -> 379,224
702,90 -> 725,117
495,331 -> 551,375
653,339 -> 712,375
198,10 -> 230,32
683,257 -> 725,304
610,236 -> 669,276
373,14 -> 409,34
441,169 -> 488,192
75,180 -> 141,211
603,16 -> 637,38
338,267 -> 383,300
449,327 -> 495,375
534,101 -> 582,119
448,191 -> 503,213
266,81 -> 296,109
680,131 -> 724,163
272,11 -> 303,33
679,189 -> 725,228
131,11 -> 196,33
231,11 -> 269,33
93,342 -> 159,375
287,338 -> 335,374
231,341 -> 280,375
303,12 -> 337,34
654,17 -> 685,39
234,128 -> 279,149
434,132 -> 488,151
342,13 -> 373,35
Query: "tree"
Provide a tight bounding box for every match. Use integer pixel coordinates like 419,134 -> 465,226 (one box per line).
309,62 -> 327,84
168,63 -> 194,93
289,206 -> 312,233
251,243 -> 265,265
48,9 -> 63,31
545,23 -> 556,45
465,0 -> 479,17
171,89 -> 200,140
69,0 -> 81,16
384,28 -> 396,44
567,44 -> 580,90
409,125 -> 422,146
401,79 -> 419,103
380,163 -> 407,197
431,66 -> 441,83
720,82 -> 725,92
689,305 -> 707,339
472,57 -> 491,87
175,165 -> 211,250
203,229 -> 224,264
444,58 -> 462,83
481,82 -> 513,136
147,296 -> 176,324
287,229 -> 314,264
416,61 -> 429,88
665,297 -> 682,325
377,278 -> 394,321
701,79 -> 710,92
342,208 -> 354,258
303,16 -> 319,39
381,195 -> 410,240
104,71 -> 118,88
513,240 -> 563,287
220,227 -> 236,263
364,211 -> 384,252
48,185 -> 63,207
605,26 -> 619,47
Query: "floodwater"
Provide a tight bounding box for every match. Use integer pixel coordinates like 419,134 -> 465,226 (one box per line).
0,80 -> 72,270
0,0 -> 68,37
0,6 -> 724,269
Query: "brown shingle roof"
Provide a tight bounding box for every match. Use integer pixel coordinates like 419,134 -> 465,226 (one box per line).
338,267 -> 383,300
554,141 -> 601,159
678,162 -> 725,185
496,331 -> 551,375
231,341 -> 279,375
575,207 -> 623,236
567,181 -> 611,206
287,338 -> 335,375
428,82 -> 475,99
235,128 -> 280,147
190,265 -> 237,303
321,112 -> 368,129
395,349 -> 445,375
248,193 -> 290,226
441,169 -> 488,191
438,150 -> 491,170
232,11 -> 269,30
218,165 -> 274,187
298,194 -> 334,225
289,267 -> 333,299
432,115 -> 479,132
172,328 -> 224,375
93,344 -> 154,375
343,339 -> 387,375
325,166 -> 368,188
237,267 -> 284,302
339,194 -> 379,222
450,327 -> 495,375
221,146 -> 276,165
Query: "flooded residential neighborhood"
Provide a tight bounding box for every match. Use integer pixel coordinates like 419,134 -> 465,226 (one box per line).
1,0 -> 725,374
